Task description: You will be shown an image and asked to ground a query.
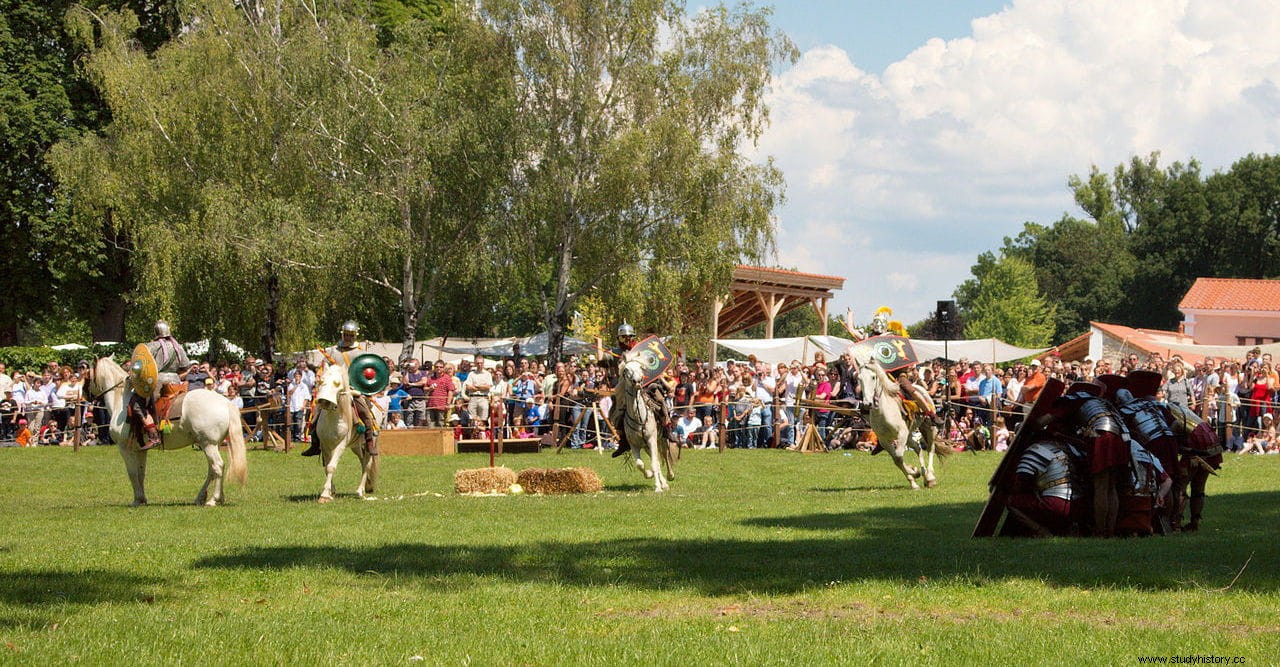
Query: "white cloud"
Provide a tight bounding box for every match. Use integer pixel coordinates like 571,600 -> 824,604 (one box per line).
753,0 -> 1280,330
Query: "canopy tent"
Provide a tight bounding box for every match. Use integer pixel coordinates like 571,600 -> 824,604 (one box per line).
470,332 -> 597,358
714,336 -> 1050,366
908,338 -> 1051,364
713,336 -> 850,366
49,343 -> 89,351
425,332 -> 597,359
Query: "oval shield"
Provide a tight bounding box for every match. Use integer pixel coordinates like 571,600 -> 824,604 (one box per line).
129,342 -> 158,398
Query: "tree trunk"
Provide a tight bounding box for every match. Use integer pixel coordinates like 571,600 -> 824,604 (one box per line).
398,197 -> 419,366
546,238 -> 575,364
261,269 -> 280,362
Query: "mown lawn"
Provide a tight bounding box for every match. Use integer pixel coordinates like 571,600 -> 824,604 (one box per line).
1,443 -> 1277,665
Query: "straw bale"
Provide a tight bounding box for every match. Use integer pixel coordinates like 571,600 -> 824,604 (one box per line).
454,466 -> 517,494
516,467 -> 603,495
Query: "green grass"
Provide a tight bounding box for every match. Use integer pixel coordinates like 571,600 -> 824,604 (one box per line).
2,444 -> 1278,665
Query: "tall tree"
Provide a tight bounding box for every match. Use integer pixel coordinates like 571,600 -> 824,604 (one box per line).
482,0 -> 796,362
53,1 -> 514,359
955,254 -> 1056,348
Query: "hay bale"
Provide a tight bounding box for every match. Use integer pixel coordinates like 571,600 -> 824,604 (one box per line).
516,467 -> 603,495
454,466 -> 517,494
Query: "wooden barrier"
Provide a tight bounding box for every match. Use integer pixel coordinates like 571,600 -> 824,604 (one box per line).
378,428 -> 455,456
456,437 -> 542,454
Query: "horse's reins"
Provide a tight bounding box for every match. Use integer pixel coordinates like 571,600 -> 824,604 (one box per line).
85,368 -> 127,402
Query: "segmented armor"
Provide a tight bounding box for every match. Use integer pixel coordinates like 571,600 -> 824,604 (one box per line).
1117,398 -> 1174,446
1068,393 -> 1127,439
1016,440 -> 1084,502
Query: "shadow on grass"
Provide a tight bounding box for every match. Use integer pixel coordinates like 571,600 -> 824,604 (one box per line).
0,569 -> 162,628
192,489 -> 1280,595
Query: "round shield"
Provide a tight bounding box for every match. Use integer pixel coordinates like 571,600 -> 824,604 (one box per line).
348,353 -> 390,395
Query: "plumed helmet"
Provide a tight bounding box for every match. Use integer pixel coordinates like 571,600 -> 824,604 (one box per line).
340,320 -> 360,336
617,322 -> 635,337
154,320 -> 171,338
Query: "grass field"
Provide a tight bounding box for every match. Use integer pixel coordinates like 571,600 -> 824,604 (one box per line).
2,443 -> 1278,665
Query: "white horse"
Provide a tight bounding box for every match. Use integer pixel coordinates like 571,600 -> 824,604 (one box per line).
613,358 -> 672,492
313,364 -> 378,503
853,350 -> 948,489
86,357 -> 247,506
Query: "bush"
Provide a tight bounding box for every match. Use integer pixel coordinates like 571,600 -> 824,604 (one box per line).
0,343 -> 132,374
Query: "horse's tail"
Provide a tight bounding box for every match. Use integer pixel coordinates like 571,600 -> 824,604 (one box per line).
918,419 -> 955,458
225,401 -> 248,488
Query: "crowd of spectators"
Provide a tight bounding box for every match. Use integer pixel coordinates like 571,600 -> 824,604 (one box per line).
2,345 -> 1277,456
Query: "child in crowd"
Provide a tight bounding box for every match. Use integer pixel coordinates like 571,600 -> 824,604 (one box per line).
694,414 -> 718,449
992,416 -> 1010,452
14,418 -> 31,447
512,413 -> 534,440
385,411 -> 407,430
1240,413 -> 1275,454
38,421 -> 61,446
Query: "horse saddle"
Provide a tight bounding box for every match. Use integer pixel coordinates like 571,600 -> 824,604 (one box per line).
899,399 -> 921,422
156,383 -> 189,430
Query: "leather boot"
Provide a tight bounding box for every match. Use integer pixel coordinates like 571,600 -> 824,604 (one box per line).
1184,496 -> 1204,531
139,424 -> 161,451
301,438 -> 322,456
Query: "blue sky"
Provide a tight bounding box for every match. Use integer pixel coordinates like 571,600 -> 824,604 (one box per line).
769,1 -> 1010,74
748,0 -> 1280,330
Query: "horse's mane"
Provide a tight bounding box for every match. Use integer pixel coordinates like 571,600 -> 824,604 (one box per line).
91,356 -> 129,396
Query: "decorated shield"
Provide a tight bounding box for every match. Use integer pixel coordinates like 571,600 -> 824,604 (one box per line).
625,335 -> 673,386
851,335 -> 917,373
348,353 -> 390,396
129,343 -> 158,398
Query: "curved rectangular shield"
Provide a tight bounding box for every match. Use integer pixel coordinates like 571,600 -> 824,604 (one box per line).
130,342 -> 158,398
625,335 -> 673,386
852,335 -> 918,373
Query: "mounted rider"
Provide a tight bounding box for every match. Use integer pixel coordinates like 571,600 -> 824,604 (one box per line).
600,322 -> 673,457
853,307 -> 943,426
300,320 -> 380,457
598,321 -> 638,387
130,320 -> 191,450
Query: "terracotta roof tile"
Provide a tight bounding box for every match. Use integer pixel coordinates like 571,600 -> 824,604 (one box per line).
1179,277 -> 1280,311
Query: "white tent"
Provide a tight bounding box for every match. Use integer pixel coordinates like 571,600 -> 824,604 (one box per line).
714,336 -> 1050,365
909,338 -> 1051,363
471,332 -> 597,358
49,343 -> 89,351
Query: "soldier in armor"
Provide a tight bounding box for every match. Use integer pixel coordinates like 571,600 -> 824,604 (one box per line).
1166,401 -> 1223,531
301,321 -> 379,457
133,320 -> 191,450
599,322 -> 674,457
598,322 -> 638,387
1113,370 -> 1180,531
1115,440 -> 1172,537
1007,438 -> 1087,536
852,308 -> 942,426
1057,382 -> 1131,537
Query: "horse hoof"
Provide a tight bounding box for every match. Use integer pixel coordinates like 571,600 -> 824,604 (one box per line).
132,499 -> 147,507
925,479 -> 938,488
644,470 -> 654,479
318,496 -> 333,504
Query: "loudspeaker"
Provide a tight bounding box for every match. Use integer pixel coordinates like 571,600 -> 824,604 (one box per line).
936,300 -> 957,337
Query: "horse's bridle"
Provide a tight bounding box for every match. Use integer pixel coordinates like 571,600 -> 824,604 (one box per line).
84,368 -> 126,402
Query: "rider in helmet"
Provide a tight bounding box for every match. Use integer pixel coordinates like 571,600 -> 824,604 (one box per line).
300,320 -> 380,457
133,320 -> 192,450
599,322 -> 638,386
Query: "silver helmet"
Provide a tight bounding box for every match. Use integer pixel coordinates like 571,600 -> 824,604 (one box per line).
340,320 -> 360,336
617,321 -> 635,338
154,320 -> 171,338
